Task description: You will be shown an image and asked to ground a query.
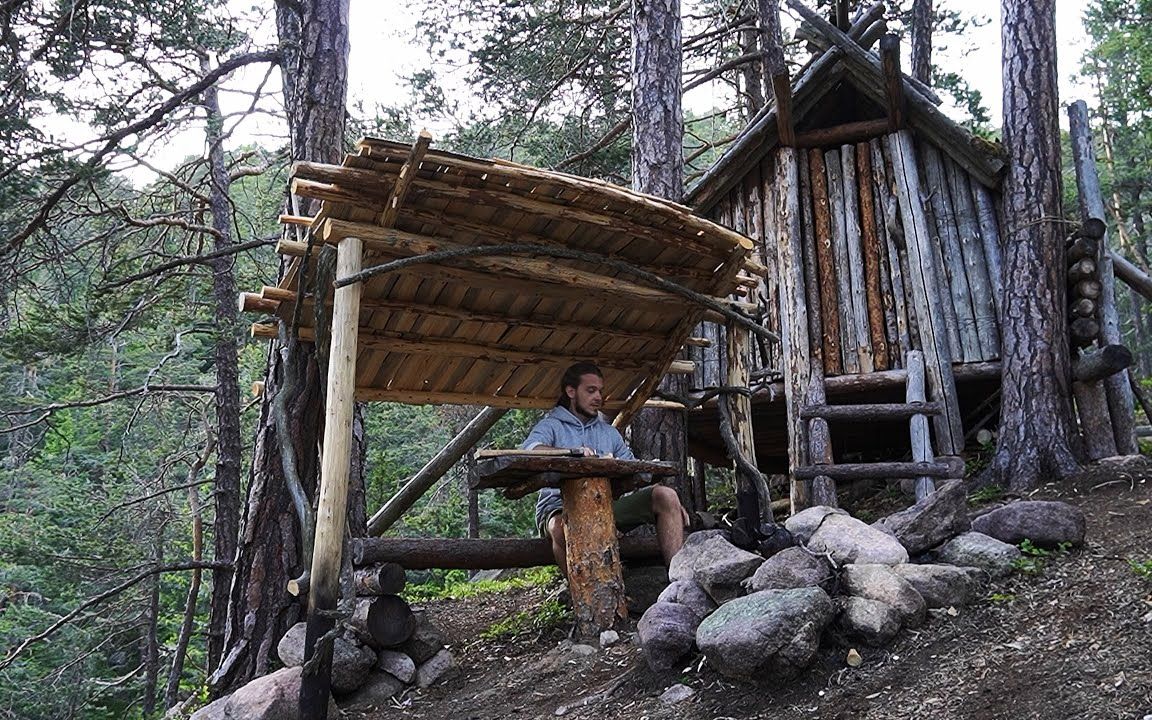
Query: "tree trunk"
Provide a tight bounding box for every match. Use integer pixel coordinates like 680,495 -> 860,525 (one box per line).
740,26 -> 765,120
629,0 -> 690,508
212,0 -> 352,695
910,0 -> 932,86
983,0 -> 1080,491
142,532 -> 163,716
201,59 -> 243,676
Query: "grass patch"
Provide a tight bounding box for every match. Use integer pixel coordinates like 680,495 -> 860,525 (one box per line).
481,598 -> 572,640
967,484 -> 1005,504
404,566 -> 560,603
1012,539 -> 1071,575
1128,556 -> 1152,580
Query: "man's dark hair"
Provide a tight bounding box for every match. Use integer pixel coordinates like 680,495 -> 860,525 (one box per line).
557,362 -> 603,407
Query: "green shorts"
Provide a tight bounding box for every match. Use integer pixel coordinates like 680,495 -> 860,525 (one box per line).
538,485 -> 656,537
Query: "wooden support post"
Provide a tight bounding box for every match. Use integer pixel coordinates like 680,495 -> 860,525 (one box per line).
299,236 -> 362,719
1069,100 -> 1137,455
561,477 -> 626,638
727,322 -> 772,522
906,350 -> 935,501
886,131 -> 964,454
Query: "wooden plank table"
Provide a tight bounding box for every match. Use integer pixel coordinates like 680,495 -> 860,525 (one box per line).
474,455 -> 676,637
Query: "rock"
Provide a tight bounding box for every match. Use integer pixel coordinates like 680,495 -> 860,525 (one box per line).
802,513 -> 910,566
840,564 -> 926,628
331,634 -> 378,695
376,649 -> 416,684
757,524 -> 798,558
339,671 -> 405,710
637,601 -> 701,671
935,531 -> 1021,578
668,532 -> 764,603
892,563 -> 984,608
784,506 -> 849,544
277,622 -> 309,667
569,643 -> 597,657
695,587 -> 835,680
623,565 -> 670,614
415,648 -> 455,688
276,622 -> 375,694
743,547 -> 833,593
190,667 -> 338,720
659,683 -> 697,704
971,500 -> 1087,548
657,579 -> 716,620
599,630 -> 620,647
875,479 -> 971,555
846,648 -> 863,667
397,612 -> 446,664
837,596 -> 902,646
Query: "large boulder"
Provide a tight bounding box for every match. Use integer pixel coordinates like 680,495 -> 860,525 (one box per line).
668,532 -> 764,603
657,579 -> 717,621
695,587 -> 835,680
875,479 -> 971,555
190,667 -> 338,720
892,563 -> 984,608
638,601 -> 701,671
840,564 -> 926,628
787,510 -> 908,566
935,531 -> 1021,578
743,547 -> 833,593
837,596 -> 902,646
277,622 -> 376,695
784,506 -> 849,544
971,501 -> 1087,548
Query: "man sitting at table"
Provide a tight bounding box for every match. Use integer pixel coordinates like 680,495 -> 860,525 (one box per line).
521,362 -> 689,575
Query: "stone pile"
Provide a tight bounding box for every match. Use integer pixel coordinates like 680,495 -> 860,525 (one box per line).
190,611 -> 454,719
638,484 -> 1086,679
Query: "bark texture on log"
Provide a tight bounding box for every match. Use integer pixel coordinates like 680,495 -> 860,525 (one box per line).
630,0 -> 690,509
562,477 -> 627,637
352,536 -> 664,570
910,0 -> 933,86
984,0 -> 1080,490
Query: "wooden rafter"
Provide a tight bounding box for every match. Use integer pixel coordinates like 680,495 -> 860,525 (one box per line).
377,129 -> 431,227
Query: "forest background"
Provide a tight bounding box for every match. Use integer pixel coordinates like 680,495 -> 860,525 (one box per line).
1,1 -> 1149,718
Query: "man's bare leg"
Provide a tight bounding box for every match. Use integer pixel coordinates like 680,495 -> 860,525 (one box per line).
546,514 -> 568,577
651,485 -> 689,565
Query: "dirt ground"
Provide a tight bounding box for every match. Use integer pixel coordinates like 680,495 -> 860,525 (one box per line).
351,462 -> 1152,720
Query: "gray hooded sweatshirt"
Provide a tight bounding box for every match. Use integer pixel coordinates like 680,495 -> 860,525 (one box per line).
521,405 -> 634,530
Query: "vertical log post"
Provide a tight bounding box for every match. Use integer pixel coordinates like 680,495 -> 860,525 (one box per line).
727,322 -> 772,522
810,150 -> 844,376
774,147 -> 822,512
1069,100 -> 1137,455
759,0 -> 795,147
886,130 -> 964,454
561,477 -> 626,637
881,34 -> 905,132
906,350 -> 935,501
300,236 -> 362,719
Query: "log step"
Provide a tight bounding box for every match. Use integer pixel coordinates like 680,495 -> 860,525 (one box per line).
792,457 -> 964,481
799,401 -> 942,421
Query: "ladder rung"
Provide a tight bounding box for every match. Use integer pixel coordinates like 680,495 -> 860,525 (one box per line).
799,402 -> 942,421
793,458 -> 963,481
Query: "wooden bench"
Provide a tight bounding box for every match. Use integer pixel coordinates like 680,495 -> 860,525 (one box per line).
473,455 -> 676,638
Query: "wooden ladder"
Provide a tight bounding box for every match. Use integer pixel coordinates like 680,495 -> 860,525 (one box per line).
792,350 -> 963,507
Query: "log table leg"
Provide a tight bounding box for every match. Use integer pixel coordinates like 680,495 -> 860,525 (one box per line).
560,476 -> 627,638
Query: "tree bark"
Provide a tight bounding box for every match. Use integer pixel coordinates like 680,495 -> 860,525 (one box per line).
629,0 -> 690,508
201,59 -> 243,676
983,0 -> 1080,490
212,0 -> 352,696
910,0 -> 933,86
